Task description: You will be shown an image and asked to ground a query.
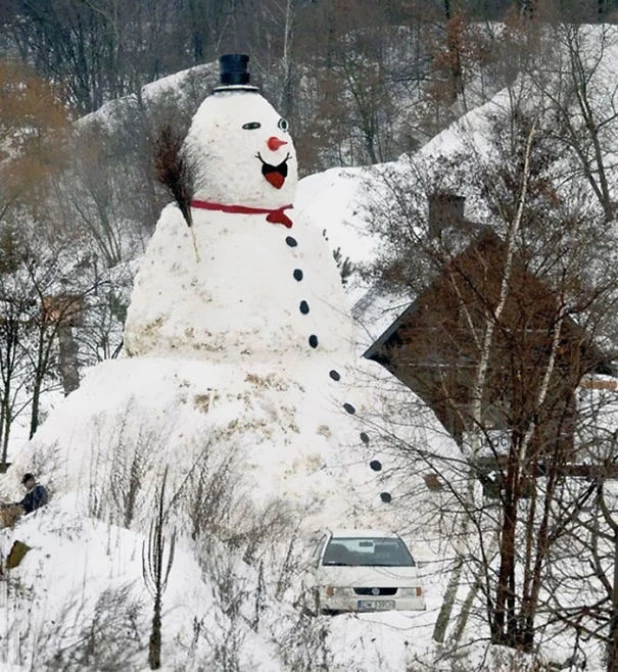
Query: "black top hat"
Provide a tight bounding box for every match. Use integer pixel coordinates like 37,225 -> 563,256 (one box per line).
215,54 -> 258,92
220,54 -> 249,85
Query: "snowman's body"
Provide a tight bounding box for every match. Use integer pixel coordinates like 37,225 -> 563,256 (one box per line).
124,204 -> 357,366
9,67 -> 450,535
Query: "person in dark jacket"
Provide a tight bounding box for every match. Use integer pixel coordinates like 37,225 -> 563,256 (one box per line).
18,473 -> 48,514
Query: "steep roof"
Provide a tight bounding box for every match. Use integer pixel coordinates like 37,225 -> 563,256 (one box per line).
365,229 -> 614,377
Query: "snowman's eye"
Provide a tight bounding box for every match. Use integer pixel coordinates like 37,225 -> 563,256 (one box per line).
278,118 -> 289,132
242,122 -> 261,130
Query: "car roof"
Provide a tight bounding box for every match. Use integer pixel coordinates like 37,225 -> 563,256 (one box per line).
329,528 -> 400,539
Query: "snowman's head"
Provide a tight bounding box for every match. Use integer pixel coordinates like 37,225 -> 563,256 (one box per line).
184,88 -> 298,209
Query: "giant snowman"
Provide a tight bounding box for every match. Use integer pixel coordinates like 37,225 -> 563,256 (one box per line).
0,55 -> 456,670
7,55 -> 452,545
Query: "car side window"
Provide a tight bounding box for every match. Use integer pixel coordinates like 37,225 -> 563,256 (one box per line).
314,534 -> 328,568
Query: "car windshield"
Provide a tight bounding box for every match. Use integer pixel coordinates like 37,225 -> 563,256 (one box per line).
322,537 -> 415,567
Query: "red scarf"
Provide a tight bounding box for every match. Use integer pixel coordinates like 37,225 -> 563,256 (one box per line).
191,199 -> 293,228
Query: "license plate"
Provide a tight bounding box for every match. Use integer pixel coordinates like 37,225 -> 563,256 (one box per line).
357,600 -> 395,611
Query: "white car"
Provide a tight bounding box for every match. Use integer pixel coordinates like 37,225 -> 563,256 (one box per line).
307,528 -> 426,615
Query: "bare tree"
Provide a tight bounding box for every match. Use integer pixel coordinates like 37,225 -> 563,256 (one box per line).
365,89 -> 618,658
531,23 -> 618,224
143,466 -> 176,671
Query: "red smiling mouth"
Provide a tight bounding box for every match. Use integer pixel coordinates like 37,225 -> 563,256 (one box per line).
257,153 -> 290,190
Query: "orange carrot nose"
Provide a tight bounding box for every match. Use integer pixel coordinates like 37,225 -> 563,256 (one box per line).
267,136 -> 288,151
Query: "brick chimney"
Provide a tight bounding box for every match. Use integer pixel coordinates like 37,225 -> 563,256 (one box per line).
428,193 -> 466,238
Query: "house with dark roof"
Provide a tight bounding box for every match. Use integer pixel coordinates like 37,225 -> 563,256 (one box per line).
364,195 -> 614,468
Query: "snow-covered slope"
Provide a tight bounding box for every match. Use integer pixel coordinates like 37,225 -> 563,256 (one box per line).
76,62 -> 218,131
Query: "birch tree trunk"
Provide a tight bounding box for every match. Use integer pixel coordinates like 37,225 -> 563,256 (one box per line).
491,117 -> 538,646
433,117 -> 538,646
